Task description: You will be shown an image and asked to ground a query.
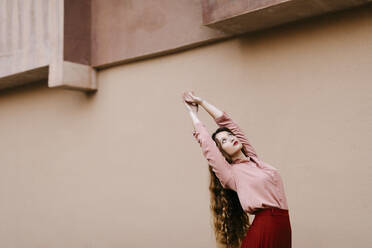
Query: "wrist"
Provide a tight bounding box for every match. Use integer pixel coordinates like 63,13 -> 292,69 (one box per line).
189,110 -> 197,116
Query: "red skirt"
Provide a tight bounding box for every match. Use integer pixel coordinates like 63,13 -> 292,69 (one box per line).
240,207 -> 292,248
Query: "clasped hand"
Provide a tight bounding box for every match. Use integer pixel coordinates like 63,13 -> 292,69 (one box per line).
182,91 -> 203,114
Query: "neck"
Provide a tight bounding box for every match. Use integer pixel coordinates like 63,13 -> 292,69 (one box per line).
231,150 -> 248,162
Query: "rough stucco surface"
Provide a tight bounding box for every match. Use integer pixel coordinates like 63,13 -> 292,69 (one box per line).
0,5 -> 371,248
91,0 -> 231,68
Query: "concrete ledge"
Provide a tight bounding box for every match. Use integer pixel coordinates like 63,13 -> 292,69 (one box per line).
49,61 -> 97,92
0,61 -> 96,92
201,0 -> 372,34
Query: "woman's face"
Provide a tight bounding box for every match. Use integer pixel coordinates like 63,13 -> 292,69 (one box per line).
215,131 -> 242,156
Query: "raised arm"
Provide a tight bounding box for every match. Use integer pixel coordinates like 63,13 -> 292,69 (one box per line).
213,111 -> 258,159
200,99 -> 259,159
191,120 -> 235,189
182,96 -> 235,189
183,91 -> 276,171
213,111 -> 282,172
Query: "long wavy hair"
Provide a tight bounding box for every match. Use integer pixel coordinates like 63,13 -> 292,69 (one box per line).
210,127 -> 251,248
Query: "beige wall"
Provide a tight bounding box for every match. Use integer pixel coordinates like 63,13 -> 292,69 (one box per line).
0,5 -> 371,248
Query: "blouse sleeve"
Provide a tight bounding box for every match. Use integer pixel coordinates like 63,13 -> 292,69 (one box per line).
192,121 -> 235,189
214,111 -> 279,171
214,111 -> 259,159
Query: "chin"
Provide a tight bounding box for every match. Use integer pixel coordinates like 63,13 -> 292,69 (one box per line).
232,147 -> 241,154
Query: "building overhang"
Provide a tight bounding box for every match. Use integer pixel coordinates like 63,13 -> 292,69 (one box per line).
201,0 -> 372,34
0,0 -> 96,92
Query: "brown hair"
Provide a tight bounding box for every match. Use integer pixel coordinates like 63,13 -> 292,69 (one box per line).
210,127 -> 251,248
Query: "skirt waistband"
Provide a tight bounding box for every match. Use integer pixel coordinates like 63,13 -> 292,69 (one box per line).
253,207 -> 289,216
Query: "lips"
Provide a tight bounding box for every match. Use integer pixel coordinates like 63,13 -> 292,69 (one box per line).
233,141 -> 238,146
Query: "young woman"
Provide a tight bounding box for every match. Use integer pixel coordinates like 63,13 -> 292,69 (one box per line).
182,91 -> 292,248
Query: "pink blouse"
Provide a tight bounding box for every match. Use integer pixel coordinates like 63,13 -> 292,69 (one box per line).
192,111 -> 289,215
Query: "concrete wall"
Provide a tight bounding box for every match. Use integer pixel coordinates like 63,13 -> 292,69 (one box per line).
0,5 -> 371,248
0,0 -> 96,91
0,0 -> 58,88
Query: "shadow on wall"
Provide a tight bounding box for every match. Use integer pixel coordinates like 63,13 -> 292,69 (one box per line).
0,79 -> 97,100
0,80 -> 48,97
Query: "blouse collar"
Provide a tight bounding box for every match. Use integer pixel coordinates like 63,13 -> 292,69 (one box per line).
232,156 -> 251,163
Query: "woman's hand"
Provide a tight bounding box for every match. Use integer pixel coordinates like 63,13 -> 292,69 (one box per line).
183,98 -> 199,114
182,91 -> 199,114
182,91 -> 203,105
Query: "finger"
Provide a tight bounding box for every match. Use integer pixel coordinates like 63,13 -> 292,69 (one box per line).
186,92 -> 194,101
182,92 -> 188,101
184,94 -> 194,103
183,100 -> 191,109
